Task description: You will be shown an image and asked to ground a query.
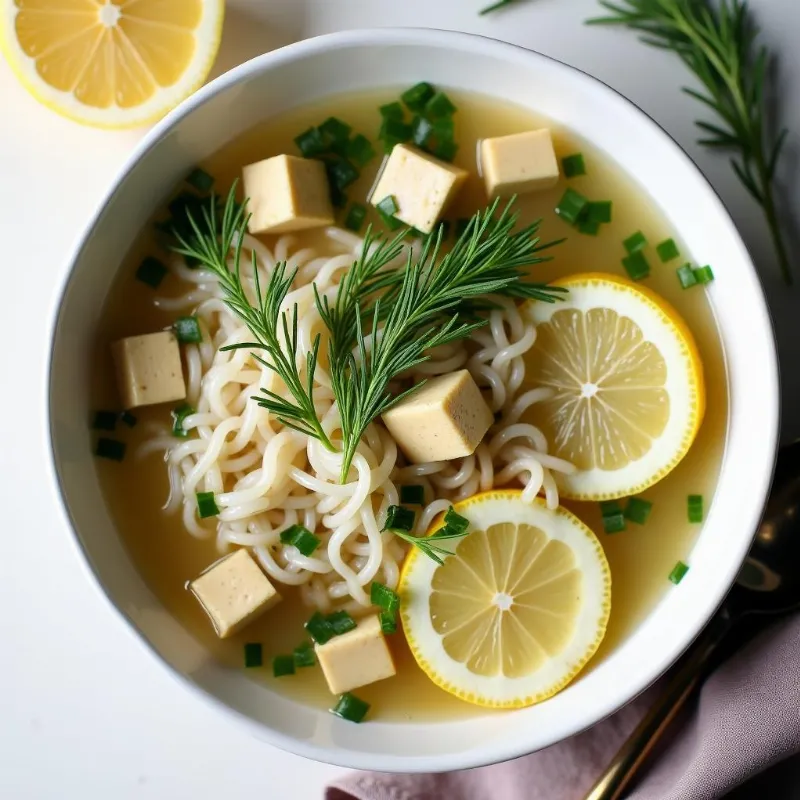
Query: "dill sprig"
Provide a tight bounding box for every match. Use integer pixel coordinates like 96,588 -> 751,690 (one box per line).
589,0 -> 792,284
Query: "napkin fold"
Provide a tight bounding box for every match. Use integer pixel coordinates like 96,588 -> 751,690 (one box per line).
327,613 -> 800,800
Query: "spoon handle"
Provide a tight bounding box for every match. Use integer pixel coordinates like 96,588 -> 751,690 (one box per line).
583,609 -> 734,800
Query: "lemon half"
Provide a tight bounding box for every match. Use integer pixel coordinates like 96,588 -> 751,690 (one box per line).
399,491 -> 611,709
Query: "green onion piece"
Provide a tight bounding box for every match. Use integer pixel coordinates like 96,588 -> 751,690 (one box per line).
325,157 -> 360,191
305,611 -> 336,644
344,203 -> 368,232
624,497 -> 653,525
401,82 -> 435,113
171,403 -> 195,438
624,231 -> 648,253
244,642 -> 263,668
424,90 -> 457,119
600,500 -> 626,534
555,188 -> 589,225
327,610 -> 357,636
586,200 -> 612,224
380,610 -> 397,634
693,265 -> 715,285
677,264 -> 698,289
331,692 -> 370,723
656,238 -> 680,262
92,410 -> 117,431
429,138 -> 458,162
688,494 -> 703,523
329,184 -> 347,209
411,115 -> 435,147
379,118 -> 412,151
293,641 -> 316,668
384,504 -> 415,532
668,561 -> 690,585
167,192 -> 207,243
561,153 -> 586,178
174,315 -> 202,344
370,581 -> 400,613
578,218 -> 601,236
377,208 -> 404,230
95,437 -> 126,461
443,507 -> 469,535
196,491 -> 220,519
294,126 -> 327,157
622,250 -> 650,281
346,134 -> 376,167
135,256 -> 168,289
279,524 -> 321,557
186,167 -> 214,193
319,116 -> 352,144
455,218 -> 471,238
379,101 -> 404,120
376,195 -> 399,217
119,410 -> 137,428
272,654 -> 296,677
400,485 -> 425,506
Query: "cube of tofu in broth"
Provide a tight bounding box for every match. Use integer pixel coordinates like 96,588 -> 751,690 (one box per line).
188,549 -> 281,638
111,330 -> 186,409
480,129 -> 560,198
382,370 -> 494,464
316,615 -> 396,695
242,154 -> 335,235
370,144 -> 467,233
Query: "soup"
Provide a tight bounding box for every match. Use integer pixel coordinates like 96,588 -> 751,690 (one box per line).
91,87 -> 727,723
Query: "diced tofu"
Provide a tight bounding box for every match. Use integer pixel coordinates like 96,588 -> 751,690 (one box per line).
480,129 -> 560,198
242,154 -> 334,235
370,144 -> 467,233
188,549 -> 281,638
111,331 -> 186,409
315,615 -> 396,694
382,370 -> 493,464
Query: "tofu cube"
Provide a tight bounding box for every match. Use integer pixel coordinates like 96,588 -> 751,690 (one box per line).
382,370 -> 493,464
480,129 -> 560,199
242,154 -> 334,235
188,549 -> 281,638
315,615 -> 396,695
111,331 -> 186,409
370,144 -> 467,234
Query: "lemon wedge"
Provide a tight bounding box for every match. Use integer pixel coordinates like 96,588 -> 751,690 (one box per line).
399,490 -> 611,708
0,0 -> 224,129
522,273 -> 705,501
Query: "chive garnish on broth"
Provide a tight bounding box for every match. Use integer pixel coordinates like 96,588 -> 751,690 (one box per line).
669,561 -> 690,585
376,195 -> 400,218
401,82 -> 435,113
562,153 -> 586,178
688,494 -> 704,523
305,611 -> 336,644
244,642 -> 263,668
171,403 -> 194,438
280,524 -> 321,557
293,641 -> 316,668
136,255 -> 168,289
677,264 -> 698,289
600,500 -> 626,533
379,101 -> 404,120
195,491 -> 220,519
424,90 -> 457,119
624,497 -> 653,525
327,610 -> 358,636
119,410 -> 137,428
186,167 -> 214,193
578,218 -> 601,236
331,692 -> 370,723
384,504 -> 415,533
370,581 -> 400,613
623,231 -> 648,253
693,265 -> 715,285
95,437 -> 126,461
380,610 -> 398,635
272,654 -> 296,677
622,250 -> 650,281
657,238 -> 681,262
442,507 -> 469,535
319,116 -> 352,146
586,200 -> 612,224
92,410 -> 118,431
400,485 -> 425,506
294,126 -> 327,158
555,188 -> 589,225
379,117 -> 413,152
346,134 -> 376,167
344,203 -> 367,232
174,315 -> 202,344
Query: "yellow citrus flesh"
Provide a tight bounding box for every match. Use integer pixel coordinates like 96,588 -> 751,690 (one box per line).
399,490 -> 611,708
522,273 -> 705,501
1,0 -> 224,128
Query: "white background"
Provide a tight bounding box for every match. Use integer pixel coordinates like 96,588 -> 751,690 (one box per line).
2,1 -> 798,797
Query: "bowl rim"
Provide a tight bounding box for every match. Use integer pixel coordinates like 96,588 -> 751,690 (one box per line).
45,26 -> 780,772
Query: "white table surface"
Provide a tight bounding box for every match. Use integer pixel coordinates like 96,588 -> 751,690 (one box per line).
2,1 -> 798,797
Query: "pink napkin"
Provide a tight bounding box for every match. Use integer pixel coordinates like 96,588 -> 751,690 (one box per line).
326,613 -> 800,800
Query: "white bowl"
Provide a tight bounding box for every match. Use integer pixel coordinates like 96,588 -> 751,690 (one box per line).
47,28 -> 779,773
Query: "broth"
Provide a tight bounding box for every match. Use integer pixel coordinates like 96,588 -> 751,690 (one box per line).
91,89 -> 727,721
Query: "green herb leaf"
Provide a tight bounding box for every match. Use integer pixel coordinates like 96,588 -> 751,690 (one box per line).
244,642 -> 263,668
331,692 -> 370,723
562,153 -> 586,178
196,491 -> 219,519
370,581 -> 400,613
668,561 -> 690,585
273,654 -> 295,677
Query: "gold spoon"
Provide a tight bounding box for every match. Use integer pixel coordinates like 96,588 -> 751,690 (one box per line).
584,440 -> 800,800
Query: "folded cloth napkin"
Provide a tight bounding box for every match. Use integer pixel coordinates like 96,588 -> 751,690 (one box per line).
326,612 -> 800,800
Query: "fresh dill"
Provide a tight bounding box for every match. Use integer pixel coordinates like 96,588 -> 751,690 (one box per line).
588,0 -> 792,284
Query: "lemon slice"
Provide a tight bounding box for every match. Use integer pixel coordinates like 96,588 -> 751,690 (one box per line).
0,0 -> 224,129
399,490 -> 611,708
522,273 -> 705,501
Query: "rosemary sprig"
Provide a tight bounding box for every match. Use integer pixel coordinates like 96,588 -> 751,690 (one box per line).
388,527 -> 471,566
480,0 -> 521,14
589,0 -> 792,284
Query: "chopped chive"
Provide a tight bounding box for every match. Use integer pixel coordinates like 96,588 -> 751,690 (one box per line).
443,507 -> 469,535
370,581 -> 400,613
244,642 -> 263,668
688,494 -> 703,523
327,610 -> 357,636
455,217 -> 471,238
677,263 -> 698,289
429,116 -> 455,141
379,118 -> 412,151
622,250 -> 650,281
562,153 -> 586,178
578,218 -> 601,236
294,126 -> 327,157
279,524 -> 321,557
174,315 -> 202,344
135,256 -> 168,289
196,491 -> 219,519
346,134 -> 376,167
329,184 -> 347,209
400,485 -> 425,506
92,410 -> 117,431
429,138 -> 458,162
376,195 -> 399,217
379,101 -> 405,120
656,238 -> 680,262
331,692 -> 370,723
272,654 -> 296,677
344,202 -> 368,232
424,91 -> 457,119
555,188 -> 589,225
95,437 -> 126,461
586,200 -> 612,224
600,500 -> 626,534
668,561 -> 689,585
293,641 -> 316,668
379,610 -> 397,634
377,208 -> 404,230
305,611 -> 336,644
325,157 -> 359,191
411,115 -> 435,147
624,231 -> 648,253
624,497 -> 653,525
401,82 -> 435,113
171,403 -> 195,438
693,265 -> 715,285
319,116 -> 352,144
384,505 -> 415,533
186,167 -> 214,193
119,410 -> 137,428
